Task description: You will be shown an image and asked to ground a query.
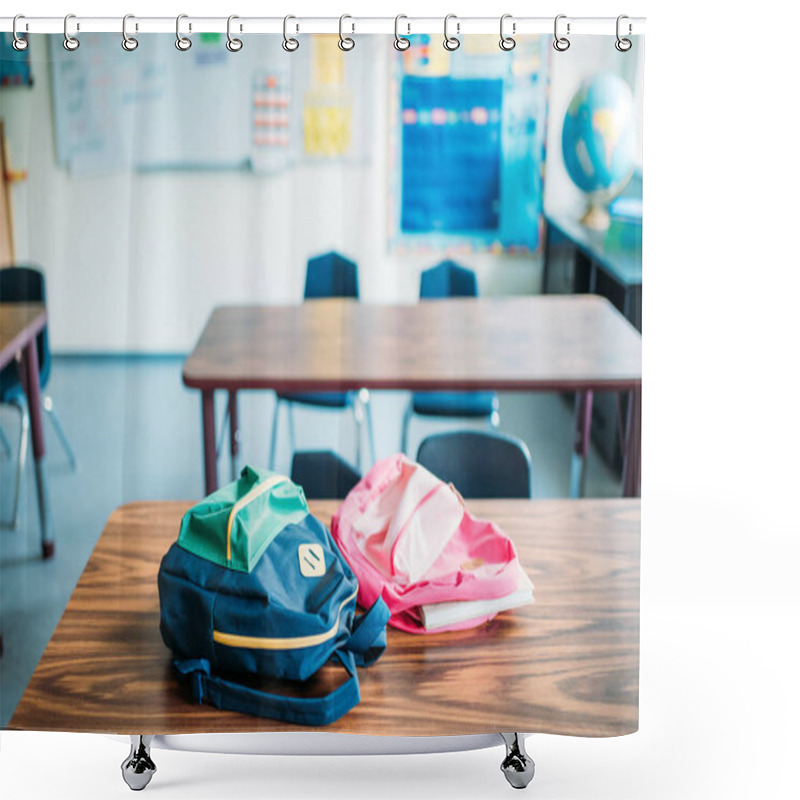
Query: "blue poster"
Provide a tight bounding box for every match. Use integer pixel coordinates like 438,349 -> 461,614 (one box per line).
394,35 -> 548,253
401,76 -> 503,234
0,33 -> 33,87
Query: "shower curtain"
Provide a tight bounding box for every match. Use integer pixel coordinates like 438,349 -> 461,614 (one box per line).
1,23 -> 644,793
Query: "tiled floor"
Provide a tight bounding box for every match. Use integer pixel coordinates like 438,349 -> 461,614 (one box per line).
0,356 -> 621,727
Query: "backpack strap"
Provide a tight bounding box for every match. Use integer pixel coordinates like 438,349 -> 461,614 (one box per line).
345,596 -> 390,667
174,650 -> 360,726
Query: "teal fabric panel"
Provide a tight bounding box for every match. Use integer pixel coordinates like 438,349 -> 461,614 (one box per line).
177,465 -> 309,572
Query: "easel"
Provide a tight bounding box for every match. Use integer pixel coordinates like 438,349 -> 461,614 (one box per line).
0,119 -> 16,266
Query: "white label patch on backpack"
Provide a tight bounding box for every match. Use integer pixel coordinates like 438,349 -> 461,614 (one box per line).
298,544 -> 325,577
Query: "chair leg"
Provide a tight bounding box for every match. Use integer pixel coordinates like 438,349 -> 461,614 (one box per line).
361,390 -> 376,467
0,424 -> 11,458
227,390 -> 240,483
287,402 -> 297,457
2,398 -> 29,530
569,390 -> 593,499
268,397 -> 281,471
352,399 -> 364,474
42,395 -> 76,470
216,395 -> 230,461
400,398 -> 413,456
489,396 -> 501,429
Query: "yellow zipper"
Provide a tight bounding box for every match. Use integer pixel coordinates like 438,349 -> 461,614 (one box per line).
213,587 -> 358,651
226,474 -> 287,562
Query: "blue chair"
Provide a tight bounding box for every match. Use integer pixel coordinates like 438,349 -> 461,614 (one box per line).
269,252 -> 375,471
290,450 -> 361,500
416,430 -> 532,499
401,261 -> 499,454
1,265 -> 75,529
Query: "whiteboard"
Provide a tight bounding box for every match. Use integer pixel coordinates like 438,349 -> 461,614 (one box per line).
49,34 -> 285,173
48,34 -> 375,175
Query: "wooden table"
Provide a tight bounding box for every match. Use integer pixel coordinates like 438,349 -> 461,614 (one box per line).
0,302 -> 54,556
183,296 -> 643,498
11,498 -> 640,738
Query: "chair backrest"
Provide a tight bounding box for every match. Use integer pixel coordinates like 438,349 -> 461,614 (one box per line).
290,450 -> 362,500
0,264 -> 51,395
419,260 -> 478,299
304,252 -> 359,299
416,430 -> 532,499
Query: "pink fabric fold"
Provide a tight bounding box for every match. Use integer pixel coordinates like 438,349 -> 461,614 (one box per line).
332,454 -> 527,633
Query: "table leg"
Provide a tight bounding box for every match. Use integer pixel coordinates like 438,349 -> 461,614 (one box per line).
20,339 -> 54,558
228,389 -> 239,482
622,386 -> 642,498
569,390 -> 593,499
201,390 -> 217,495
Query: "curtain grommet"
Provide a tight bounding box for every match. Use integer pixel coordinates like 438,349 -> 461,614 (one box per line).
500,14 -> 516,51
338,14 -> 355,51
122,14 -> 139,51
226,15 -> 243,52
615,15 -> 632,52
63,13 -> 80,51
394,15 -> 411,51
553,14 -> 570,52
12,15 -> 29,52
443,14 -> 460,51
176,14 -> 192,51
282,15 -> 299,52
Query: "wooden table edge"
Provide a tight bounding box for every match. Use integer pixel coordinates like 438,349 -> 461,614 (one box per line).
4,721 -> 640,737
181,374 -> 643,393
181,296 -> 642,391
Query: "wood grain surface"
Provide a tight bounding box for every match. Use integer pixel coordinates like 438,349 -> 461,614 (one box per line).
182,297 -> 642,393
0,302 -> 46,370
10,499 -> 640,738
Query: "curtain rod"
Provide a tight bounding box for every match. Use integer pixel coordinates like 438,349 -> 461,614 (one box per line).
1,16 -> 645,37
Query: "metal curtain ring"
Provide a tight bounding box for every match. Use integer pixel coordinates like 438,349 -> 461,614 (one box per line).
553,14 -> 570,52
63,13 -> 80,51
616,15 -> 632,51
282,15 -> 299,52
122,14 -> 138,51
12,15 -> 28,51
226,15 -> 243,51
443,14 -> 460,51
339,15 -> 355,51
394,14 -> 410,51
499,14 -> 516,51
175,14 -> 192,51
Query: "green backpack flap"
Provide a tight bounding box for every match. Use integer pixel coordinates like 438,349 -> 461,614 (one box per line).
178,466 -> 309,572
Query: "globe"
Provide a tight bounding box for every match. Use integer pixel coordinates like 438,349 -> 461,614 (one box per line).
561,73 -> 636,230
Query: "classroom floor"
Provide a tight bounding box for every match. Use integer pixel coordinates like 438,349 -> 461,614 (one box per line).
0,356 -> 621,727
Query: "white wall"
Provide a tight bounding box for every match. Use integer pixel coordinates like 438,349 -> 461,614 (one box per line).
1,35 -> 639,353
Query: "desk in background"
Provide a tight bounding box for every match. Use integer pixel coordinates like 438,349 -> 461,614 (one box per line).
0,302 -> 53,556
182,297 -> 643,498
543,212 -> 642,473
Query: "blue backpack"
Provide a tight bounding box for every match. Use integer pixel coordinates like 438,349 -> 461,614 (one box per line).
158,466 -> 390,726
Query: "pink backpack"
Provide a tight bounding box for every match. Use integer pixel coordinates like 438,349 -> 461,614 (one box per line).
331,454 -> 533,633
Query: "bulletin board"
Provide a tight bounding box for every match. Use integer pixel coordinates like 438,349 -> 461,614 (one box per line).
1,33 -> 33,87
401,77 -> 503,234
391,35 -> 550,254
